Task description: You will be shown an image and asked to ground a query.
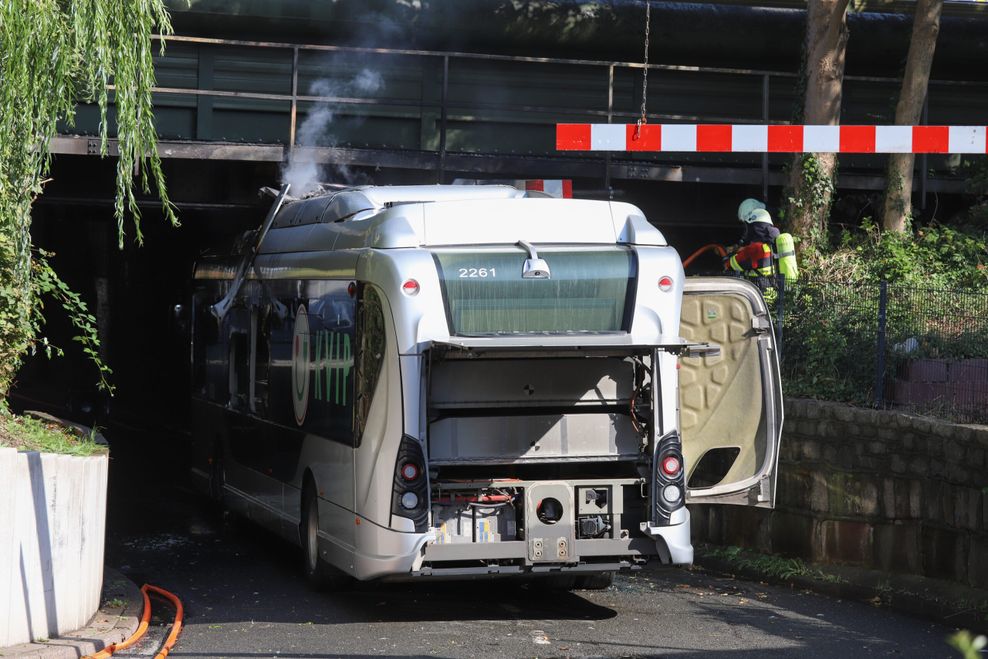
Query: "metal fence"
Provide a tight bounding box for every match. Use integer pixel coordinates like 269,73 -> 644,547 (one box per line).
776,278 -> 988,424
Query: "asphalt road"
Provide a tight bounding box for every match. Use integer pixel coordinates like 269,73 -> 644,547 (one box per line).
103,429 -> 961,659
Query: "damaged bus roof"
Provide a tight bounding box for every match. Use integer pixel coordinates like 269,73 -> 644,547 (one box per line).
260,185 -> 668,253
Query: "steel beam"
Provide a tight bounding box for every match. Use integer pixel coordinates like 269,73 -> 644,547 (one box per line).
48,136 -> 968,194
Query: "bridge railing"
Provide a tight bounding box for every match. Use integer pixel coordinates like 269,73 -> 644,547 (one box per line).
66,34 -> 988,189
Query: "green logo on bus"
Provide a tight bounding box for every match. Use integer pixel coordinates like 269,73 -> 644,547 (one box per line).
313,329 -> 352,405
291,306 -> 310,426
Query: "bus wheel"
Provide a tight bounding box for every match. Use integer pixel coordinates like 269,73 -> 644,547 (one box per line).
300,485 -> 350,591
574,572 -> 614,590
542,574 -> 578,590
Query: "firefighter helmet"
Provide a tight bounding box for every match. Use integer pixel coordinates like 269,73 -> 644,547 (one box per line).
737,198 -> 766,223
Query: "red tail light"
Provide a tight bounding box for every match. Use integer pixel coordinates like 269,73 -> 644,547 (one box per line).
661,455 -> 681,477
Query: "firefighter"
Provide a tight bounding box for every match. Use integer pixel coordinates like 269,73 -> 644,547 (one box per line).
729,206 -> 778,279
738,202 -> 780,246
728,204 -> 799,286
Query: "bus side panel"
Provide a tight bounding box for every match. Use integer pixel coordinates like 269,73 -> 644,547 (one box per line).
352,285 -> 407,531
268,279 -> 358,550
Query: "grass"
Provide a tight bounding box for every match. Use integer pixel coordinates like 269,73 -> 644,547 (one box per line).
0,413 -> 106,457
704,545 -> 846,585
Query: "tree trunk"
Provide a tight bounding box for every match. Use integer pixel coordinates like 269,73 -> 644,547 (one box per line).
784,0 -> 849,246
881,0 -> 943,233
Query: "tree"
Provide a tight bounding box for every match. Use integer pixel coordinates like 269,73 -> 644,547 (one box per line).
784,0 -> 850,249
0,0 -> 176,402
881,0 -> 944,233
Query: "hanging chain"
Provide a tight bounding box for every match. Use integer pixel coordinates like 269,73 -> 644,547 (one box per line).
636,0 -> 651,138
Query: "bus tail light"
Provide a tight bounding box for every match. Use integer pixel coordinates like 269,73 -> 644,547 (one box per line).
391,435 -> 428,532
653,431 -> 685,525
400,462 -> 420,482
661,455 -> 681,477
401,279 -> 420,296
658,276 -> 674,292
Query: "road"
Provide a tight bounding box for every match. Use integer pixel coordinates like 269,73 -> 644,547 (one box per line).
103,428 -> 959,658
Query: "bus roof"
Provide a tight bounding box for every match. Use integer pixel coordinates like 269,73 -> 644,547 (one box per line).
259,185 -> 667,253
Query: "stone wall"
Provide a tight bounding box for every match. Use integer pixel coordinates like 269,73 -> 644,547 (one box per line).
690,399 -> 988,589
0,448 -> 108,647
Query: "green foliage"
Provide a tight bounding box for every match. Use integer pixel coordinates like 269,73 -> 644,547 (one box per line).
704,545 -> 845,584
0,0 -> 176,400
33,250 -> 114,393
780,220 -> 988,414
0,411 -> 105,456
948,631 -> 987,659
824,219 -> 988,289
959,158 -> 988,228
784,154 -> 837,250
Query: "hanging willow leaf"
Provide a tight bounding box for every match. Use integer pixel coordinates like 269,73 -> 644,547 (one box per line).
0,0 -> 177,400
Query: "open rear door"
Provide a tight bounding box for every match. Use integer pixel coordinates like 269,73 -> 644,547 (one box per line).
680,277 -> 783,508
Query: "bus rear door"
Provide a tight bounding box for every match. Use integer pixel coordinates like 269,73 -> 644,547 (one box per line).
679,277 -> 783,508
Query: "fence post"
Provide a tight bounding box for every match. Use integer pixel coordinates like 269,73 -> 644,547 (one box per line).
775,274 -> 785,364
874,279 -> 888,407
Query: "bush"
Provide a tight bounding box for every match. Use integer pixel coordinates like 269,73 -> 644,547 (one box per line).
779,220 -> 988,411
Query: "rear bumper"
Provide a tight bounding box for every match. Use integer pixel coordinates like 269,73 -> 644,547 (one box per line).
643,508 -> 694,565
350,516 -> 693,580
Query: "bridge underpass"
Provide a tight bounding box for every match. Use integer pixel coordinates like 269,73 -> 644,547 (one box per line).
22,7 -> 988,425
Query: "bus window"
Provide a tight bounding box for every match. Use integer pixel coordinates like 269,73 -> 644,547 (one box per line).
432,247 -> 636,335
250,307 -> 271,416
354,286 -> 386,446
228,330 -> 250,411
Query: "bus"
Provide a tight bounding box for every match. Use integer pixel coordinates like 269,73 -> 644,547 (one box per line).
189,184 -> 783,588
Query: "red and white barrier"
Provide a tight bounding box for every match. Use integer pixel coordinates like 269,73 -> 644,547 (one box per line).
556,124 -> 988,154
521,179 -> 573,198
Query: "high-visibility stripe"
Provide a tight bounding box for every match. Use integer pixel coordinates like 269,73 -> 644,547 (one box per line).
556,124 -> 988,154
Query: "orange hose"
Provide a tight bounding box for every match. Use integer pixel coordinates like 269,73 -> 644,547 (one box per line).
145,585 -> 184,659
84,584 -> 183,659
682,243 -> 728,269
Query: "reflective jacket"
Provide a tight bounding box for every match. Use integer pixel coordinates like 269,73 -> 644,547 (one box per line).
729,242 -> 774,277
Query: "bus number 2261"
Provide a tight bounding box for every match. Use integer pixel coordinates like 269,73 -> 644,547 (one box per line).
458,267 -> 496,278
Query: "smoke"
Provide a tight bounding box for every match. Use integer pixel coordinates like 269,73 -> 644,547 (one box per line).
281,68 -> 384,196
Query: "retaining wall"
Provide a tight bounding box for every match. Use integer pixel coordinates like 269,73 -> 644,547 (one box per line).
690,399 -> 988,589
0,447 -> 108,647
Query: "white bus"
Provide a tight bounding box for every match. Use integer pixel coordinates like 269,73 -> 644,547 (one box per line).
189,184 -> 783,588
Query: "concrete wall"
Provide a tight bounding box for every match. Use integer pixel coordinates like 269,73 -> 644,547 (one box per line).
0,448 -> 108,647
690,399 -> 988,589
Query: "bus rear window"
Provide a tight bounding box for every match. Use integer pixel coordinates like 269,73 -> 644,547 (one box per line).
433,247 -> 635,335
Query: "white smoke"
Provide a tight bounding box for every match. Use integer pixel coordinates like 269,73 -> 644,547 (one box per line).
282,68 -> 384,196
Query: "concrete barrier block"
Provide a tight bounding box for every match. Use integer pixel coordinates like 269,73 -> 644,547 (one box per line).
0,450 -> 107,647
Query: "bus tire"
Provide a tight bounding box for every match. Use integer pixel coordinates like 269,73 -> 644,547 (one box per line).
542,574 -> 578,590
300,485 -> 350,591
574,572 -> 614,590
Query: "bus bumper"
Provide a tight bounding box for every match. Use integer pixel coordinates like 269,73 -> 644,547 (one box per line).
643,507 -> 694,565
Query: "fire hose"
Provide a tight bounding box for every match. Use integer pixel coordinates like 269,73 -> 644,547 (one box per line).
681,243 -> 728,269
84,584 -> 183,659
